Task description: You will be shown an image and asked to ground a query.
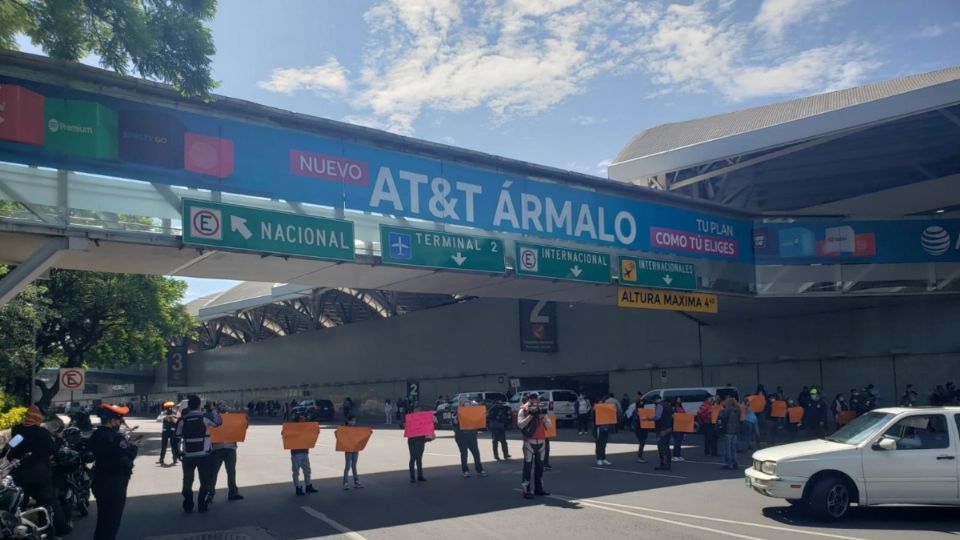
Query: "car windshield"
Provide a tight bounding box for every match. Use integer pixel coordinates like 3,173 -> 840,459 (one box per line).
824,412 -> 894,445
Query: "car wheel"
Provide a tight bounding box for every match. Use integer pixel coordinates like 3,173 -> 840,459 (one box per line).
807,476 -> 851,521
786,498 -> 802,507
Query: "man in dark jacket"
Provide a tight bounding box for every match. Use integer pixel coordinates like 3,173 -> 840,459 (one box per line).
487,399 -> 511,460
719,397 -> 741,470
8,406 -> 72,536
802,388 -> 829,438
652,395 -> 673,470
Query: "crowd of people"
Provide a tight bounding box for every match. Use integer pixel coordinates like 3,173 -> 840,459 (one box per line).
4,380 -> 957,538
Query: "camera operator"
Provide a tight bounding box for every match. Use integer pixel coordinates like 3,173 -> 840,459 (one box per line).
517,393 -> 551,500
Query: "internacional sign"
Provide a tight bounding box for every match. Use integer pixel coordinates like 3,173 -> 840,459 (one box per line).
515,242 -> 611,284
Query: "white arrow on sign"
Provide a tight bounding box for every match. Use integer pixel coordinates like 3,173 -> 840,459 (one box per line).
663,274 -> 673,286
230,216 -> 253,240
571,265 -> 583,277
451,252 -> 467,266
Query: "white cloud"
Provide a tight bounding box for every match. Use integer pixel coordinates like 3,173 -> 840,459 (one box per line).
261,0 -> 880,133
597,158 -> 613,174
640,2 -> 878,101
258,59 -> 349,95
574,115 -> 607,126
915,22 -> 960,38
753,0 -> 839,39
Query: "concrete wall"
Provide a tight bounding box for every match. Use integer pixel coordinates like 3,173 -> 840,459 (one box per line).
157,295 -> 960,413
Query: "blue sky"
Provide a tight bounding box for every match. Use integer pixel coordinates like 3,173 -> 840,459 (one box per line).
16,0 -> 960,302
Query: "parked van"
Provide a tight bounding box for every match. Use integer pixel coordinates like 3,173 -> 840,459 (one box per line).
508,389 -> 580,425
639,387 -> 740,429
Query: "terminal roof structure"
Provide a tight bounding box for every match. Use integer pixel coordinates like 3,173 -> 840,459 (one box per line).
608,67 -> 960,219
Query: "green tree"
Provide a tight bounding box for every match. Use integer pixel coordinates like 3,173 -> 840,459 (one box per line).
0,267 -> 48,404
3,0 -> 217,97
32,269 -> 194,408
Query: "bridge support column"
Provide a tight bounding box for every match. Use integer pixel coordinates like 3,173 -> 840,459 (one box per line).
0,236 -> 88,306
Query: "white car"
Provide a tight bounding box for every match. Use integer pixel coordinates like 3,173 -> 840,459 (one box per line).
745,407 -> 960,521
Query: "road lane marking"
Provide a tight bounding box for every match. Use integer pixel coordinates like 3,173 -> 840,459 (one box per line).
549,494 -> 871,540
592,466 -> 687,479
552,497 -> 766,540
424,452 -> 460,457
301,506 -> 369,540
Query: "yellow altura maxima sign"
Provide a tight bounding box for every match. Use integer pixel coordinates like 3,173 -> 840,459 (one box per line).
617,287 -> 718,313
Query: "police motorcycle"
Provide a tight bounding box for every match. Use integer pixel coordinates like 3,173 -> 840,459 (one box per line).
53,428 -> 92,518
0,435 -> 52,540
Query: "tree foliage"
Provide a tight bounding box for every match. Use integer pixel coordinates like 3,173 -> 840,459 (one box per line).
3,0 -> 218,97
0,267 -> 194,407
0,267 -> 48,404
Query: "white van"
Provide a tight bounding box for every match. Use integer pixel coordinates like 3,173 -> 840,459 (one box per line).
509,389 -> 579,423
639,387 -> 740,425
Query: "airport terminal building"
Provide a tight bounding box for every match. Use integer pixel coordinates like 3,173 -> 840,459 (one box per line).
0,51 -> 958,414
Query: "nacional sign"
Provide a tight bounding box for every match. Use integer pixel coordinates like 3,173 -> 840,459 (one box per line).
181,199 -> 355,262
616,287 -> 718,313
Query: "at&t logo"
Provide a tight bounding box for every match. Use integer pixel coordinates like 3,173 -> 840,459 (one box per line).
921,226 -> 952,256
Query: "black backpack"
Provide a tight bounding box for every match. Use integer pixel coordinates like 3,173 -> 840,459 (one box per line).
180,414 -> 208,458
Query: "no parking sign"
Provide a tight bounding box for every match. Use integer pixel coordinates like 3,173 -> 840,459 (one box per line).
59,368 -> 85,393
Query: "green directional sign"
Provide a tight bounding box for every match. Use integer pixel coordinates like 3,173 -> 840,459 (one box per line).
181,199 -> 355,261
618,255 -> 698,290
515,242 -> 611,284
380,225 -> 505,273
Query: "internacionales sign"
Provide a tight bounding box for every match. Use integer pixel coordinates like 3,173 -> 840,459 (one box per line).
616,287 -> 718,313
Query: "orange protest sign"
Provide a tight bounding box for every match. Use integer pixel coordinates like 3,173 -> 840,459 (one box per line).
673,413 -> 695,433
638,408 -> 655,430
835,410 -> 856,426
545,414 -> 557,439
594,403 -> 617,426
282,422 -> 320,450
788,407 -> 804,424
747,395 -> 766,413
710,405 -> 722,424
769,400 -> 787,418
335,426 -> 373,452
457,405 -> 487,430
210,412 -> 248,444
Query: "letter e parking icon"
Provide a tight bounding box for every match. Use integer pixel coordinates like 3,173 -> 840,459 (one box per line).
190,207 -> 222,240
520,247 -> 538,272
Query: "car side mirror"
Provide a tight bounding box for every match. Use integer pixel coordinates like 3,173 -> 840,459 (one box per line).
874,437 -> 896,451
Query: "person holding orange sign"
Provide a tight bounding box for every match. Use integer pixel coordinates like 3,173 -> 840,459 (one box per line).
339,415 -> 364,490
286,415 -> 318,496
452,402 -> 487,478
651,395 -> 674,470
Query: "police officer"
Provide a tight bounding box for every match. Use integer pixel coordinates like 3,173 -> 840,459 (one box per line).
90,403 -> 139,540
158,402 -> 180,466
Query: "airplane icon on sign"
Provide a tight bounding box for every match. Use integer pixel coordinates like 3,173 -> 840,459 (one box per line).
388,232 -> 413,260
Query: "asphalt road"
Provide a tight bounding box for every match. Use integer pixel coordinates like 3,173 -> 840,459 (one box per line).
66,418 -> 959,540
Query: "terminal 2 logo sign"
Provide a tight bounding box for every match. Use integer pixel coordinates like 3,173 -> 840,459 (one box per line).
921,226 -> 953,256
